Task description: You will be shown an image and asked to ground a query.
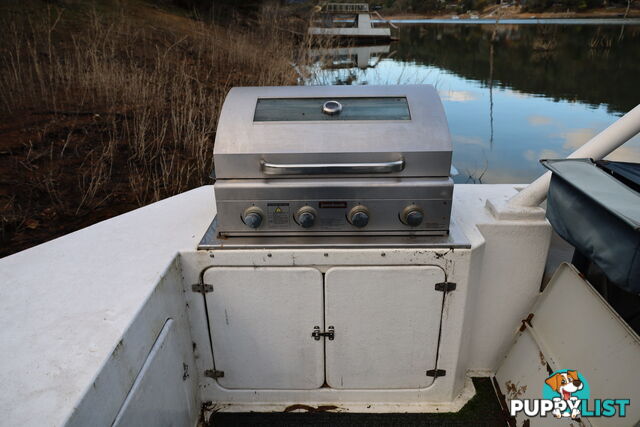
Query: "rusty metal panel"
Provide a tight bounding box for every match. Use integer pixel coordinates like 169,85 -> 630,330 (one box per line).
496,263 -> 640,426
496,329 -> 573,426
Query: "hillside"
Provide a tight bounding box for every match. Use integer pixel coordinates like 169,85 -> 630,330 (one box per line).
0,0 -> 305,257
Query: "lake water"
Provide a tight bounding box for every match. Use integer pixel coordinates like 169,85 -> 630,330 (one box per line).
306,23 -> 640,184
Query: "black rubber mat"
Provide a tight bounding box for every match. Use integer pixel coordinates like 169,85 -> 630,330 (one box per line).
208,378 -> 508,427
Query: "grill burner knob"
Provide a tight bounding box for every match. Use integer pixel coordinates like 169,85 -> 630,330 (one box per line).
295,206 -> 316,229
349,206 -> 369,228
242,207 -> 263,229
401,205 -> 424,227
405,211 -> 424,227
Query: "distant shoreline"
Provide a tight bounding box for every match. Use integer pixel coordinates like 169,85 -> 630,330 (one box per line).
379,17 -> 640,25
382,7 -> 640,21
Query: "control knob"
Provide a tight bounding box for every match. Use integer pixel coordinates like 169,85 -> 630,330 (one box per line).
401,205 -> 424,227
242,207 -> 264,229
295,206 -> 317,228
348,205 -> 369,228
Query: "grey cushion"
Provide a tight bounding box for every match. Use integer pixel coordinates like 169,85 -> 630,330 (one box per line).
542,159 -> 640,293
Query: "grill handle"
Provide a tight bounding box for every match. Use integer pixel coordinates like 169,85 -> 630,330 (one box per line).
260,159 -> 405,175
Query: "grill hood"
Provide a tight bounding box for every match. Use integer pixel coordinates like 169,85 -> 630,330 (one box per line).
213,85 -> 452,180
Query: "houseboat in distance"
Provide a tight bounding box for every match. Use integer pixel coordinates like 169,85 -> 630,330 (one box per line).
308,3 -> 396,42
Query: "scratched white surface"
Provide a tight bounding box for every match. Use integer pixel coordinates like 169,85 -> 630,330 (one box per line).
0,186 -> 214,427
0,183 -> 555,421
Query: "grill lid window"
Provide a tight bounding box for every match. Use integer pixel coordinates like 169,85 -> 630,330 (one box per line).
253,97 -> 411,122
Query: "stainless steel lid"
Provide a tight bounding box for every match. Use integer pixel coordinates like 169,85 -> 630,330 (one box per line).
213,85 -> 452,179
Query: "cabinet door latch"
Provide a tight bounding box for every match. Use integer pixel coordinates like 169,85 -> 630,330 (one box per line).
312,326 -> 335,341
204,369 -> 224,379
192,284 -> 213,293
426,369 -> 446,378
435,282 -> 456,292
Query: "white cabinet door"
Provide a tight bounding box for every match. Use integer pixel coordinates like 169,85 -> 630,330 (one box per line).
325,266 -> 445,389
204,267 -> 324,390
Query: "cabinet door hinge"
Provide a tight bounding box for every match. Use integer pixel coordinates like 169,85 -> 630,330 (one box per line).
435,282 -> 456,292
426,369 -> 446,378
204,369 -> 224,379
192,284 -> 213,293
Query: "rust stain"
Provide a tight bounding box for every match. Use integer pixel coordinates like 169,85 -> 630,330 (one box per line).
505,380 -> 527,400
524,313 -> 534,325
199,400 -> 222,425
284,404 -> 339,413
519,313 -> 534,331
491,377 -> 518,427
434,249 -> 453,259
182,363 -> 189,381
539,351 -> 546,367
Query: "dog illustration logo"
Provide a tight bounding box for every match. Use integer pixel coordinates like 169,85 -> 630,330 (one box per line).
511,369 -> 629,419
545,370 -> 584,418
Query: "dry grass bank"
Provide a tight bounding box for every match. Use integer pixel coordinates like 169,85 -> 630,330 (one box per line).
0,0 -> 308,257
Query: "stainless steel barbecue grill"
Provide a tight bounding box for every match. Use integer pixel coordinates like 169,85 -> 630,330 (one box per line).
211,85 -> 453,240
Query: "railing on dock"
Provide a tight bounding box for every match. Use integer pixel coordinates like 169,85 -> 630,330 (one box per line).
321,3 -> 370,13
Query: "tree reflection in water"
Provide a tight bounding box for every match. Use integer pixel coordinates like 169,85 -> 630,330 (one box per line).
305,23 -> 640,183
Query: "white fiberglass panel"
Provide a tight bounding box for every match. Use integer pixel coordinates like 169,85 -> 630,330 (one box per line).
324,266 -> 445,389
204,267 -> 324,390
112,319 -> 194,427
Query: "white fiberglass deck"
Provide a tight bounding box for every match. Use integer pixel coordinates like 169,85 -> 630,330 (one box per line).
0,186 -> 214,426
0,184 -> 550,425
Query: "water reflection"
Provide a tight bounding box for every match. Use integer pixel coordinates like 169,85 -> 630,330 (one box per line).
305,24 -> 640,183
307,44 -> 397,85
308,45 -> 392,70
